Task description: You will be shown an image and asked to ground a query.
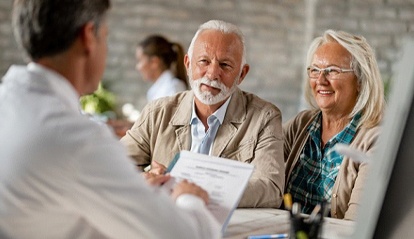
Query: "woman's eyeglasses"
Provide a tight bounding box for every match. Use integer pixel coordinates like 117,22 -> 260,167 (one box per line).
307,66 -> 353,79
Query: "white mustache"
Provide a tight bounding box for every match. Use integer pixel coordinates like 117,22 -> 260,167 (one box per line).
198,77 -> 227,91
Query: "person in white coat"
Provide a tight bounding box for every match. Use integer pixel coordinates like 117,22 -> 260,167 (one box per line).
0,1 -> 220,239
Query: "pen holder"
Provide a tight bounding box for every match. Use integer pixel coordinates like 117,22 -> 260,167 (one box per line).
289,214 -> 323,239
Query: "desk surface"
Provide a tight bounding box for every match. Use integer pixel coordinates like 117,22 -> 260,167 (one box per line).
223,209 -> 355,239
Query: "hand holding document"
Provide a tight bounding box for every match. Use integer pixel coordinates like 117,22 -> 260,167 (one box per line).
162,150 -> 254,234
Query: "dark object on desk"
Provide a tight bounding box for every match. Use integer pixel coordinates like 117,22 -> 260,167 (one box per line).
289,202 -> 325,239
352,40 -> 414,238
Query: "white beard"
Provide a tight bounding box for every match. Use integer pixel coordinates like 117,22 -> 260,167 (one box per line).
189,76 -> 238,105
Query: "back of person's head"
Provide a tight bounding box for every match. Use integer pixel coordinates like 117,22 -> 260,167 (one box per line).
187,20 -> 247,68
304,29 -> 385,128
12,0 -> 111,61
138,35 -> 188,88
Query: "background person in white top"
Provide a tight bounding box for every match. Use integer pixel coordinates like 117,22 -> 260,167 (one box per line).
135,35 -> 189,102
0,1 -> 220,239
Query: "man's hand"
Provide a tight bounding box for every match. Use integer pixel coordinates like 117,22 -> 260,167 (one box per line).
171,179 -> 209,205
142,172 -> 170,186
148,160 -> 167,175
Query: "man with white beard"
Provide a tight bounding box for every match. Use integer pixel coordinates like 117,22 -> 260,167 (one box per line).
121,20 -> 285,208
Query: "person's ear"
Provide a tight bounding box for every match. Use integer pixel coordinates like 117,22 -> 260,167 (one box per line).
237,64 -> 250,85
79,22 -> 97,55
184,54 -> 190,72
150,56 -> 162,68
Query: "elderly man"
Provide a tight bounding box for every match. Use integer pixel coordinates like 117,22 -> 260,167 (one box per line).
0,1 -> 220,238
121,20 -> 285,208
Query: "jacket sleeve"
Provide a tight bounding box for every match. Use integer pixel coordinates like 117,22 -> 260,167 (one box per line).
238,106 -> 285,208
120,103 -> 153,171
342,127 -> 381,220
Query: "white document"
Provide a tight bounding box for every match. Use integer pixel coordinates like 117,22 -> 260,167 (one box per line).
162,150 -> 254,234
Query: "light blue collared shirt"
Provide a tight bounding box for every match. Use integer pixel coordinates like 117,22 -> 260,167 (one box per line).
190,97 -> 231,155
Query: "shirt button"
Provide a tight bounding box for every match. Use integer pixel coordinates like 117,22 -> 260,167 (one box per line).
333,193 -> 338,198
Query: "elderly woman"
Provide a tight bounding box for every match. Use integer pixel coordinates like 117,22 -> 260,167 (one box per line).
284,30 -> 385,220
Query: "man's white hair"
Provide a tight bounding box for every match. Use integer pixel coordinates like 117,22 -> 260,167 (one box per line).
187,20 -> 247,67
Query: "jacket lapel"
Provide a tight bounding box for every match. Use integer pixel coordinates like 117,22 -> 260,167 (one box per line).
170,91 -> 194,151
170,89 -> 247,155
213,88 -> 246,156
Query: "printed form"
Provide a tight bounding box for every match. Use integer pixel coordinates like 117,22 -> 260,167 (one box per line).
162,150 -> 254,234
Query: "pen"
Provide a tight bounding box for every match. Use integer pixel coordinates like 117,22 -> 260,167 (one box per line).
307,204 -> 321,223
283,193 -> 293,210
247,233 -> 289,239
292,202 -> 301,217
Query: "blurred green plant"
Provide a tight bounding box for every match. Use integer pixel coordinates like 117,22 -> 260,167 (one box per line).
80,83 -> 116,115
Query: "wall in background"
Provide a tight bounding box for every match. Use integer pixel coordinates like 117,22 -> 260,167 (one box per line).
1,0 -> 413,121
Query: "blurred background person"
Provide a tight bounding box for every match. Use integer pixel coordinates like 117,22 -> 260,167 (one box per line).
136,35 -> 189,102
284,29 -> 385,220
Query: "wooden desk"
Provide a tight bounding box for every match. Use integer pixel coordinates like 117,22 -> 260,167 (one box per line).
223,209 -> 355,239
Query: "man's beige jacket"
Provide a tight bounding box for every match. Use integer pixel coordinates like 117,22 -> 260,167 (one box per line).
121,88 -> 285,208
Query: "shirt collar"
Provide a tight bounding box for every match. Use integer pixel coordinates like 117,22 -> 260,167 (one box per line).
190,96 -> 232,125
149,70 -> 173,91
157,70 -> 173,83
307,111 -> 362,146
27,62 -> 80,113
